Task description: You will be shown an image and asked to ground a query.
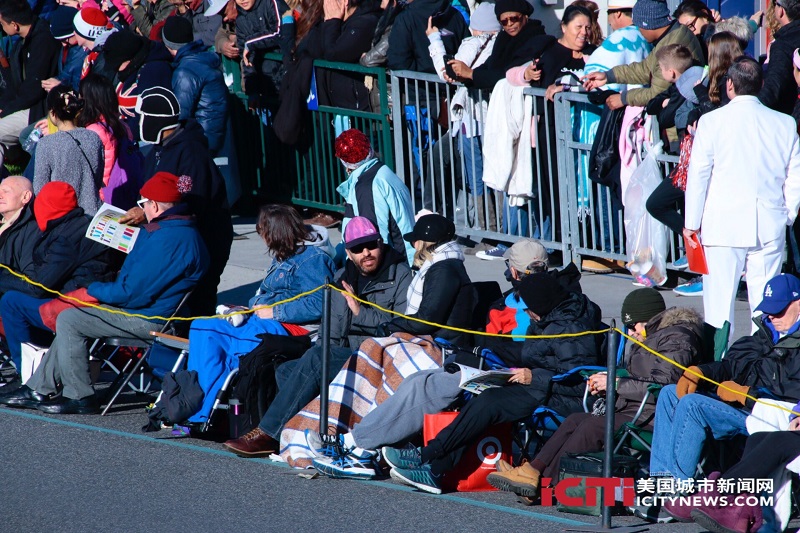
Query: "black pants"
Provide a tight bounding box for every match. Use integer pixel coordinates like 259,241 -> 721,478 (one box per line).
723,431 -> 800,481
190,213 -> 234,317
532,411 -> 635,480
421,371 -> 583,475
645,178 -> 684,235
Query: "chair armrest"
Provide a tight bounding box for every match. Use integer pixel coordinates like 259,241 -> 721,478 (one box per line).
151,331 -> 189,351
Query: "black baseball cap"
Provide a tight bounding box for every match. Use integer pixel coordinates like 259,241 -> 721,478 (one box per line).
403,214 -> 456,244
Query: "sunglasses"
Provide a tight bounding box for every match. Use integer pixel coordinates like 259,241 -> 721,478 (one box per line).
499,15 -> 523,26
350,241 -> 380,254
137,198 -> 150,209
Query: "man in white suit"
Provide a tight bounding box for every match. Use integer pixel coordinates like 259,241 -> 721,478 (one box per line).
684,57 -> 800,336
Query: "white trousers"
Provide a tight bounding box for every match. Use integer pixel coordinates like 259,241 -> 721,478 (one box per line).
702,234 -> 784,339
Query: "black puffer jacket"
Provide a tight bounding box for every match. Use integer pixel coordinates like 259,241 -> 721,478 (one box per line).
615,307 -> 704,422
385,247 -> 476,346
699,315 -> 800,409
386,0 -> 469,74
470,20 -> 553,90
760,19 -> 800,115
519,292 -> 603,374
0,208 -> 119,298
236,0 -> 294,100
0,203 -> 37,275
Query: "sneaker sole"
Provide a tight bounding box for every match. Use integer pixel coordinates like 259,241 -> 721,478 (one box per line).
313,459 -> 376,480
486,474 -> 539,497
689,509 -> 738,533
672,290 -> 703,297
475,253 -> 505,261
381,446 -> 421,470
222,443 -> 276,458
630,507 -> 675,524
389,468 -> 442,495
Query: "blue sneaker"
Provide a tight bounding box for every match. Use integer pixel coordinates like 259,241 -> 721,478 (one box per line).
476,244 -> 508,261
673,278 -> 703,297
672,256 -> 689,270
304,429 -> 344,459
389,464 -> 443,494
312,448 -> 380,479
382,444 -> 422,470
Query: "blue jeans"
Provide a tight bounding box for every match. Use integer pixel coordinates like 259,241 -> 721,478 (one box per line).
459,134 -> 484,196
649,384 -> 749,480
258,344 -> 353,438
0,291 -> 53,369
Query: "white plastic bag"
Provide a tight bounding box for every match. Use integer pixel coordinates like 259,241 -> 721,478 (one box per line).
21,342 -> 47,384
624,145 -> 668,287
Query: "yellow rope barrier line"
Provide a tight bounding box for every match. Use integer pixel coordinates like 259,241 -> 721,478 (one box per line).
0,263 -> 326,322
326,284 -> 612,339
615,327 -> 800,419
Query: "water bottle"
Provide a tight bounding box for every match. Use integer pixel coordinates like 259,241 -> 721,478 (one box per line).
22,128 -> 42,153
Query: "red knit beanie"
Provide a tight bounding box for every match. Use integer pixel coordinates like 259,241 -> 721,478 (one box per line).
334,129 -> 372,164
140,172 -> 192,203
73,7 -> 109,41
34,181 -> 78,231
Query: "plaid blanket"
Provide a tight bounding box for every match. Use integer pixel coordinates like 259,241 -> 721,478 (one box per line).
279,333 -> 443,468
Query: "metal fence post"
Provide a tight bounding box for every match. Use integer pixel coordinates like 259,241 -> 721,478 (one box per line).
318,280 -> 332,435
602,320 -> 619,529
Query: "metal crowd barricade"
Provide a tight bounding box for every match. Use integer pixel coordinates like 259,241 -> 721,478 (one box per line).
390,71 -> 571,258
221,55 -> 392,213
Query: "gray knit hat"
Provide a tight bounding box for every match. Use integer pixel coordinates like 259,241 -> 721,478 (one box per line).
633,0 -> 671,29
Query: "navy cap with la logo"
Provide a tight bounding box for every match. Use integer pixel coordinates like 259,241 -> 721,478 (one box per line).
756,274 -> 800,315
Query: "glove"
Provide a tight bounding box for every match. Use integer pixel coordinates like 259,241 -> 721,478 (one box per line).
716,381 -> 749,405
676,366 -> 703,398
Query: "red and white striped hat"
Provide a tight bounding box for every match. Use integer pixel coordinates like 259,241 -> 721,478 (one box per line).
73,7 -> 109,41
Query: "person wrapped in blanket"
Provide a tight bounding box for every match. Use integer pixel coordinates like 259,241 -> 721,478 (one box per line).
487,287 -> 703,505
184,204 -> 335,424
308,265 -> 602,485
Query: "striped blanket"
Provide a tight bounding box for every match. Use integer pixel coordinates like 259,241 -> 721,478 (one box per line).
279,333 -> 443,469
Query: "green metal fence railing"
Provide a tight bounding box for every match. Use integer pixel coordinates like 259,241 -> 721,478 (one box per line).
221,55 -> 392,214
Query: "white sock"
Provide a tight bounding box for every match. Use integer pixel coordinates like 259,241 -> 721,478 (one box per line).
342,432 -> 357,449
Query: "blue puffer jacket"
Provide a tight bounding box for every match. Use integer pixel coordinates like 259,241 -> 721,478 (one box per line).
171,40 -> 228,155
88,209 -> 210,319
56,44 -> 88,91
249,238 -> 335,324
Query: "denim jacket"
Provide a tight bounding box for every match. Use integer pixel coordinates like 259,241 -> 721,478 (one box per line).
249,243 -> 335,324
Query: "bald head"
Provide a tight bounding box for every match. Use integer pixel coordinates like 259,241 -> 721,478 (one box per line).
0,176 -> 33,218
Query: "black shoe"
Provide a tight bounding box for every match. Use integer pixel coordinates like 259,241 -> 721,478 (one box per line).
0,375 -> 21,391
0,385 -> 59,409
36,395 -> 100,415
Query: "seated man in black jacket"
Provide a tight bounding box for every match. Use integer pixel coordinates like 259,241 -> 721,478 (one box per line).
0,181 -> 119,377
222,217 -> 413,457
0,176 -> 35,268
649,274 -> 800,486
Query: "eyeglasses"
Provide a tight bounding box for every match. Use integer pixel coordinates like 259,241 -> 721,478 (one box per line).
349,241 -> 380,254
499,15 -> 523,27
137,198 -> 150,209
685,16 -> 699,31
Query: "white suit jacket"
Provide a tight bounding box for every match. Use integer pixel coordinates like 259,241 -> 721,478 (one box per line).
684,95 -> 800,247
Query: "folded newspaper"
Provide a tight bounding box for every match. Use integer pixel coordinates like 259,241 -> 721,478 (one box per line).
457,364 -> 515,394
85,203 -> 140,254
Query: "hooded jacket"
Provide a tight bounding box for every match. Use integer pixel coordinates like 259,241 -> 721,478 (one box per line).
470,20 -> 553,90
329,246 -> 413,348
760,19 -> 800,115
113,38 -> 174,141
88,206 -> 209,318
698,314 -> 800,410
171,40 -> 229,154
1,17 -> 60,123
56,43 -> 88,91
0,203 -> 37,277
518,291 -> 603,375
0,207 -> 118,298
386,0 -> 469,74
615,307 -> 704,422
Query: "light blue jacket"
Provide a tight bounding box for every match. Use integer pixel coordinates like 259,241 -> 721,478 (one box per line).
337,159 -> 415,265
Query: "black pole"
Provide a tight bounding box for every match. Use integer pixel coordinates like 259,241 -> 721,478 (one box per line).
319,279 -> 332,435
602,319 -> 619,529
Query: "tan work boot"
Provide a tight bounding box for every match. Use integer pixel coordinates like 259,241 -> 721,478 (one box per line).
495,458 -> 514,473
486,462 -> 541,497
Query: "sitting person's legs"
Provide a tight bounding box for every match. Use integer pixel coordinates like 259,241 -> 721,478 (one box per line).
0,291 -> 54,370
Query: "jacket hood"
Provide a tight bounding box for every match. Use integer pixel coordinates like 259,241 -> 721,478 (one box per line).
37,207 -> 85,233
649,306 -> 703,332
174,40 -> 221,69
538,292 -> 598,326
408,0 -> 452,15
304,224 -> 337,260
